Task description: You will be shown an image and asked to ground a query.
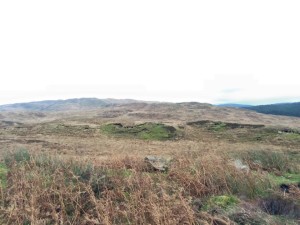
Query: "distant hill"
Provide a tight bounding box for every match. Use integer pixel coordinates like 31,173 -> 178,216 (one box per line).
0,98 -> 140,112
246,102 -> 300,117
1,98 -> 300,128
217,103 -> 252,108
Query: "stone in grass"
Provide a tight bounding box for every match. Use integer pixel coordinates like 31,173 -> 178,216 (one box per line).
144,156 -> 172,172
233,159 -> 250,173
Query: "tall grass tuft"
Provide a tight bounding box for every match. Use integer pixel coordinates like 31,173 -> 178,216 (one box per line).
237,149 -> 299,173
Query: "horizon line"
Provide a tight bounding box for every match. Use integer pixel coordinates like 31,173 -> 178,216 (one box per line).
0,97 -> 299,107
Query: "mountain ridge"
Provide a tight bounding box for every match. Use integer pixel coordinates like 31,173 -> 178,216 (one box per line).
217,103 -> 253,108
0,98 -> 143,112
0,98 -> 299,119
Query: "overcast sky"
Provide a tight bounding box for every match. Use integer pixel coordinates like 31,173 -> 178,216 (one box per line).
0,1 -> 299,105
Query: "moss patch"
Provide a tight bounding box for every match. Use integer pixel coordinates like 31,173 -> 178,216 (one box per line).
101,123 -> 178,140
204,195 -> 239,210
210,122 -> 227,132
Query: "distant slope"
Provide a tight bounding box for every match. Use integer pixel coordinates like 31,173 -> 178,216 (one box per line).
217,103 -> 252,108
246,102 -> 300,117
1,99 -> 300,128
0,98 -> 140,112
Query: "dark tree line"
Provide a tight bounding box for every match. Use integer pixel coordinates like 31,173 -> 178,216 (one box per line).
246,102 -> 300,117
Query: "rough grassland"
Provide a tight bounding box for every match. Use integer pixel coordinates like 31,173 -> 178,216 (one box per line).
0,106 -> 299,224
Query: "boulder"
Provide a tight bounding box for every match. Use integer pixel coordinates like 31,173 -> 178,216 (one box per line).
144,156 -> 172,172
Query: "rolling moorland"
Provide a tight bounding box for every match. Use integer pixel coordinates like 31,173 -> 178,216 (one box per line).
0,98 -> 299,224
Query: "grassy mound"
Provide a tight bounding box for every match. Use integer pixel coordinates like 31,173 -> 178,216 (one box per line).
187,120 -> 264,131
101,122 -> 178,140
188,120 -> 300,147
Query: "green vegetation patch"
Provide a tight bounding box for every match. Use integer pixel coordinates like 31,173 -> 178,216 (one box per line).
101,122 -> 178,140
282,132 -> 300,140
204,195 -> 239,210
268,173 -> 300,185
210,122 -> 227,131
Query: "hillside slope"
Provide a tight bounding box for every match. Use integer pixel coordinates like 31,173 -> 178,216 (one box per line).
246,102 -> 300,117
0,98 -> 140,112
217,103 -> 252,108
1,99 -> 300,128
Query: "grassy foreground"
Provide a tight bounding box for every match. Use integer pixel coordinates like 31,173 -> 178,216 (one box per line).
0,149 -> 299,225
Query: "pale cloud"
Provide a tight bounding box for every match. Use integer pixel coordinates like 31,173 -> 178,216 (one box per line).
0,1 -> 299,105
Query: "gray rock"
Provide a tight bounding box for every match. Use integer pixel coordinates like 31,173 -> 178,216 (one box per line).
144,156 -> 172,172
234,159 -> 250,173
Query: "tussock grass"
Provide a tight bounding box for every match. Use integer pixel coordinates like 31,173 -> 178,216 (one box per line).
0,149 -> 280,224
168,154 -> 272,198
235,149 -> 300,173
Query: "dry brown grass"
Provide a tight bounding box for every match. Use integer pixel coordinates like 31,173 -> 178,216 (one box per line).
0,149 -> 278,225
0,153 -> 194,224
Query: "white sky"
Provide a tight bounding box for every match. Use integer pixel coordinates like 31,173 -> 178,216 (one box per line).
0,0 -> 299,105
